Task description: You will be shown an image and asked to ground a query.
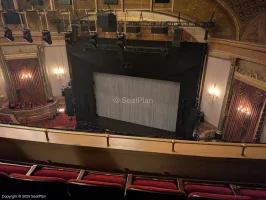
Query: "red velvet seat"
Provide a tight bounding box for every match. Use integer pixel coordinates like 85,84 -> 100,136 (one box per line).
126,179 -> 187,200
188,192 -> 252,200
68,174 -> 126,200
184,182 -> 233,195
83,174 -> 126,185
0,164 -> 30,175
0,172 -> 13,195
9,173 -> 69,200
34,169 -> 79,181
238,187 -> 266,200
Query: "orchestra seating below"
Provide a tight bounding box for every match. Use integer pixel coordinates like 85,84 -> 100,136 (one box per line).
0,161 -> 265,200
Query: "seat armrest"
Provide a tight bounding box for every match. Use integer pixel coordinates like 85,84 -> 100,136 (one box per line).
125,174 -> 133,195
177,178 -> 184,191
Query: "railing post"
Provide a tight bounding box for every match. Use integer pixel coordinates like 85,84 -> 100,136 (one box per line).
172,140 -> 175,152
45,129 -> 49,142
241,144 -> 246,156
106,129 -> 110,147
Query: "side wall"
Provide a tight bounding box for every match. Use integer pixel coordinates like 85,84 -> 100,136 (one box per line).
201,56 -> 231,127
0,64 -> 7,102
44,46 -> 70,97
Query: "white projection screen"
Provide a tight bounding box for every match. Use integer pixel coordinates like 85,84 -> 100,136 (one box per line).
93,73 -> 180,132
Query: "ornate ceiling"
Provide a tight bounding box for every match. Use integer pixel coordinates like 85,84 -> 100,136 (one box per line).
1,0 -> 266,44
224,0 -> 266,26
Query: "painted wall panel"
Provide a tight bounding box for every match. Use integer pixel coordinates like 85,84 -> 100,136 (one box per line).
44,46 -> 70,97
201,56 -> 231,127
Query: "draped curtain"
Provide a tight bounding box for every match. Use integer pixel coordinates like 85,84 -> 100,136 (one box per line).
7,58 -> 46,103
224,79 -> 266,143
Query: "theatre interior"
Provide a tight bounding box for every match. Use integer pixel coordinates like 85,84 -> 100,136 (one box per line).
0,0 -> 266,199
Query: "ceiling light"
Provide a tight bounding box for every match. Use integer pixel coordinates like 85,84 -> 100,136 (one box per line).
22,28 -> 33,43
65,31 -> 72,46
4,27 -> 14,42
89,33 -> 98,48
117,34 -> 126,50
42,30 -> 52,45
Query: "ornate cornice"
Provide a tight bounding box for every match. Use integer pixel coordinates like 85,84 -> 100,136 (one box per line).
235,72 -> 266,92
208,38 -> 266,65
4,53 -> 37,60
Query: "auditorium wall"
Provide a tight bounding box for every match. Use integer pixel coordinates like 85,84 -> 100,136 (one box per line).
237,60 -> 266,144
200,56 -> 231,127
44,46 -> 70,97
0,65 -> 7,101
261,121 -> 266,143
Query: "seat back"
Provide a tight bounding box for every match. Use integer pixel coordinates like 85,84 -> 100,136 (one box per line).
68,179 -> 125,200
9,173 -> 69,200
0,164 -> 31,196
188,192 -> 252,200
0,172 -> 13,195
238,187 -> 266,200
68,173 -> 126,200
34,169 -> 79,181
126,179 -> 187,200
0,164 -> 30,175
184,182 -> 233,195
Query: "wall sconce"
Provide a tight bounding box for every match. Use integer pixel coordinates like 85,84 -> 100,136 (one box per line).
209,84 -> 219,99
54,68 -> 64,75
21,73 -> 32,79
237,105 -> 250,115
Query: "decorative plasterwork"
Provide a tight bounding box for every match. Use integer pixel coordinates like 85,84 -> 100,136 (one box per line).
223,0 -> 266,26
4,53 -> 38,60
208,38 -> 266,65
241,13 -> 266,44
235,72 -> 266,92
236,66 -> 266,83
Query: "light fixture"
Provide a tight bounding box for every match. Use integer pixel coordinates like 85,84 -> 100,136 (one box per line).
117,34 -> 126,50
42,30 -> 52,45
54,68 -> 64,75
4,27 -> 14,42
89,33 -> 98,48
208,84 -> 219,99
65,31 -> 72,46
57,108 -> 65,113
21,73 -> 32,79
22,28 -> 33,43
237,105 -> 250,115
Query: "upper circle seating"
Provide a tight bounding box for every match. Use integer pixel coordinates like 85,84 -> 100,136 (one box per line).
0,161 -> 265,200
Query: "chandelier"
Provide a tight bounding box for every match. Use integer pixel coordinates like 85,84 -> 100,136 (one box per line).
237,105 -> 250,115
21,73 -> 32,79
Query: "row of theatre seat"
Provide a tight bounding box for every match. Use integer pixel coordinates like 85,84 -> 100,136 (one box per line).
0,162 -> 265,200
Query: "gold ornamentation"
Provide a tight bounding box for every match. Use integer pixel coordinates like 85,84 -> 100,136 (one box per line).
236,67 -> 266,83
